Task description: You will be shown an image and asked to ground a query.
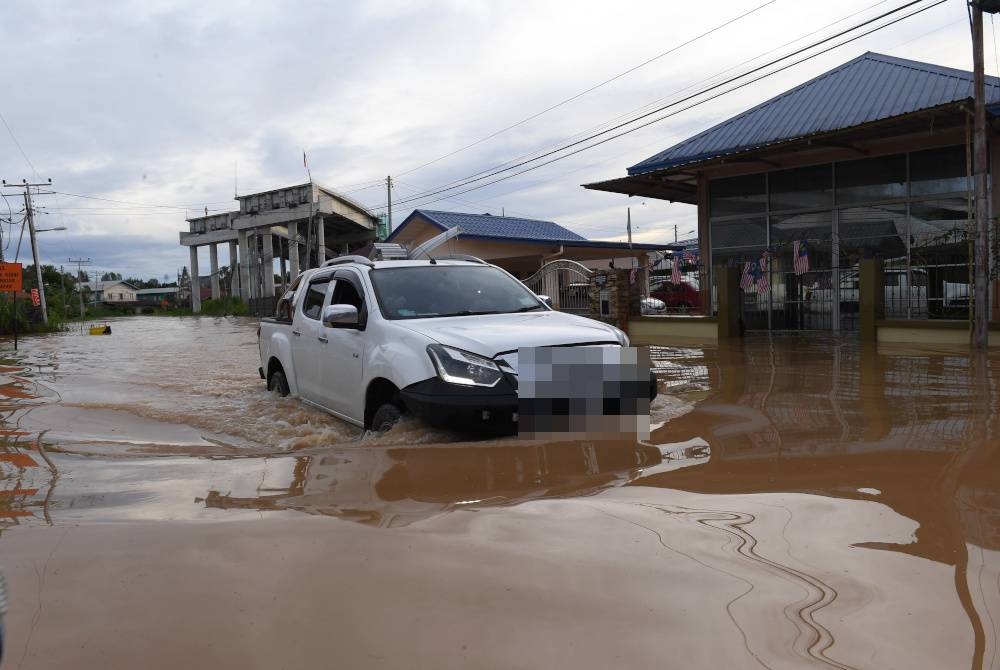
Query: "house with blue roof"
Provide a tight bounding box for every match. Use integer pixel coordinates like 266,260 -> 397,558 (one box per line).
586,52 -> 1000,334
388,209 -> 671,279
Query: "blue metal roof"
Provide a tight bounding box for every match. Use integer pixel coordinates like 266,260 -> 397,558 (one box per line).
629,52 -> 1000,175
389,209 -> 588,243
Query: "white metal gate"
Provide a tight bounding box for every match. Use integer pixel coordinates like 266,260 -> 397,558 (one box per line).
522,260 -> 593,315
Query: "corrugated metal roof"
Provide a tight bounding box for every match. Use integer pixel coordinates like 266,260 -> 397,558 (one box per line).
628,52 -> 1000,175
391,210 -> 588,243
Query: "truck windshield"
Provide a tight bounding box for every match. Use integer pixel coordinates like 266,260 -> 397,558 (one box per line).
370,265 -> 546,319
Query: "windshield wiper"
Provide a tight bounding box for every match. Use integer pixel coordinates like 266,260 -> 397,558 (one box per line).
513,305 -> 546,312
438,310 -> 502,317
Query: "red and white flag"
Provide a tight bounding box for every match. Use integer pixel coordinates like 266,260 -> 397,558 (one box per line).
756,255 -> 770,294
30,288 -> 40,307
793,239 -> 810,276
740,262 -> 755,292
671,258 -> 681,284
629,266 -> 637,284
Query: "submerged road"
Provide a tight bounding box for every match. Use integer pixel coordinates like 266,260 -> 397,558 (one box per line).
0,316 -> 998,669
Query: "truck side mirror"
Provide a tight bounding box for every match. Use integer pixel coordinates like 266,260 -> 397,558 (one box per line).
322,304 -> 360,328
536,294 -> 553,308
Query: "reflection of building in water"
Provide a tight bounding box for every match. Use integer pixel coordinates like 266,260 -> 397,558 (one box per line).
641,338 -> 1000,667
199,443 -> 664,528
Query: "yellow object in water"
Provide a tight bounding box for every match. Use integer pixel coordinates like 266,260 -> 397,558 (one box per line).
89,324 -> 112,336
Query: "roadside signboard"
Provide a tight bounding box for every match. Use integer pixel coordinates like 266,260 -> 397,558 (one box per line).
0,263 -> 22,292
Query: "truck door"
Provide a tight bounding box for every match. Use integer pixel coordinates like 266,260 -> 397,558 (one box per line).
314,271 -> 366,422
292,273 -> 333,402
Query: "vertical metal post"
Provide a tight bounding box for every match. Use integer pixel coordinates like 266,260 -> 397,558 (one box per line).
387,175 -> 393,235
972,2 -> 991,348
24,190 -> 48,324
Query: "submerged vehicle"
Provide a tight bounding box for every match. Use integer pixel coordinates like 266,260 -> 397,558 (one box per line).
258,254 -> 657,434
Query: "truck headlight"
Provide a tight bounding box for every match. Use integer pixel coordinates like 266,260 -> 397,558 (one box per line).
613,327 -> 629,347
427,344 -> 503,388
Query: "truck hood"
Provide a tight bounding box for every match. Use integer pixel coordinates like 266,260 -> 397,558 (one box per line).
394,311 -> 623,359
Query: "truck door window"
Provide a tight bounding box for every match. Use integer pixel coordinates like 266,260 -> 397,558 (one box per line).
331,279 -> 363,311
302,279 -> 330,320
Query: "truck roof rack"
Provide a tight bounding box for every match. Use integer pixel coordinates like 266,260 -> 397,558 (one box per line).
430,254 -> 487,264
321,255 -> 375,268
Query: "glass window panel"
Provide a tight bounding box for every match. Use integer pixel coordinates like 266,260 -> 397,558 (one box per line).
835,154 -> 906,204
711,217 -> 766,248
909,198 -> 969,245
709,174 -> 765,217
838,205 -> 907,266
769,165 -> 832,211
770,211 -> 832,246
910,145 -> 968,196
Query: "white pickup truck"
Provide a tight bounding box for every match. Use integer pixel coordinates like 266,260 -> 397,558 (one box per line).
257,255 -> 656,434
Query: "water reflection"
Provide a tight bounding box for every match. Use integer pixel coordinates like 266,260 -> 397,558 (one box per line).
196,442 -> 668,528
3,321 -> 1000,667
642,336 -> 1000,669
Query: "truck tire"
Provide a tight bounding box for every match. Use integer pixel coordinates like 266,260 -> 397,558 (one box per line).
268,370 -> 290,397
371,403 -> 402,433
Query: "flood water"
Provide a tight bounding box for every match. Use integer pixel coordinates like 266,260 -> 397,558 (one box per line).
1,316 -> 998,669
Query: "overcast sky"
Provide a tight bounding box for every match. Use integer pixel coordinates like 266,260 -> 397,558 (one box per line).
0,0 -> 982,279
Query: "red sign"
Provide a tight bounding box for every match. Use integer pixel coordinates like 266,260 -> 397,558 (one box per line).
0,262 -> 22,292
30,288 -> 40,307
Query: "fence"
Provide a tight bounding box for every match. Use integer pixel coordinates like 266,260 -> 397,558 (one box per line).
522,260 -> 593,316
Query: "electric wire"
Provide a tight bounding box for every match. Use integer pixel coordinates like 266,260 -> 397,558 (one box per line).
0,109 -> 37,178
355,0 -> 903,204
393,0 -> 778,180
355,0 -> 899,203
384,0 -> 947,210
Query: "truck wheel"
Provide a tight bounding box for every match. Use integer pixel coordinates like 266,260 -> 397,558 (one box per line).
268,370 -> 290,397
371,403 -> 402,433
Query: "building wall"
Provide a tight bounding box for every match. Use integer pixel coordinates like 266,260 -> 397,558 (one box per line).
700,138 -> 986,330
99,283 -> 136,302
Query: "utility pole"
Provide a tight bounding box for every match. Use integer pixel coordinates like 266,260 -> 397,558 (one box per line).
971,1 -> 1000,348
674,224 -> 678,244
3,179 -> 54,325
386,176 -> 393,235
69,257 -> 91,322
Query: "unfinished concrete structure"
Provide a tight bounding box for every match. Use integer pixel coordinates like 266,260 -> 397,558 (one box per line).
180,183 -> 378,313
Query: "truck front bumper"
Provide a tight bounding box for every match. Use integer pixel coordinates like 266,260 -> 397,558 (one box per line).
400,370 -> 658,435
400,378 -> 519,434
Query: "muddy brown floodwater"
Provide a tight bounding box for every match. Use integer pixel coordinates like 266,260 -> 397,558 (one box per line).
0,316 -> 998,669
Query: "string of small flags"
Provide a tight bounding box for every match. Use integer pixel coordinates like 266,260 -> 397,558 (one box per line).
623,239 -> 812,288
628,249 -> 701,284
739,239 -> 811,294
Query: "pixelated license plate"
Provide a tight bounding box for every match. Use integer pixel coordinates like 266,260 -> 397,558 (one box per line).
517,346 -> 651,440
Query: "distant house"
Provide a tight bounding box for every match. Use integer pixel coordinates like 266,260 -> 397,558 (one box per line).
80,281 -> 138,303
136,287 -> 179,305
386,209 -> 670,278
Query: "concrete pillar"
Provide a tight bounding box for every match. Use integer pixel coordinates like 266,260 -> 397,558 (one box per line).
209,243 -> 220,300
859,258 -> 883,343
262,229 -> 276,298
189,246 -> 201,314
228,240 -> 238,297
317,217 -> 326,266
288,221 -> 300,279
715,264 -> 740,339
237,229 -> 251,302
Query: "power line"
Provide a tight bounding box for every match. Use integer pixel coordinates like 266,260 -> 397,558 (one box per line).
50,191 -> 233,210
0,109 -> 37,178
387,0 -> 942,209
358,0 -> 899,206
385,0 -> 946,210
393,0 -> 778,180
